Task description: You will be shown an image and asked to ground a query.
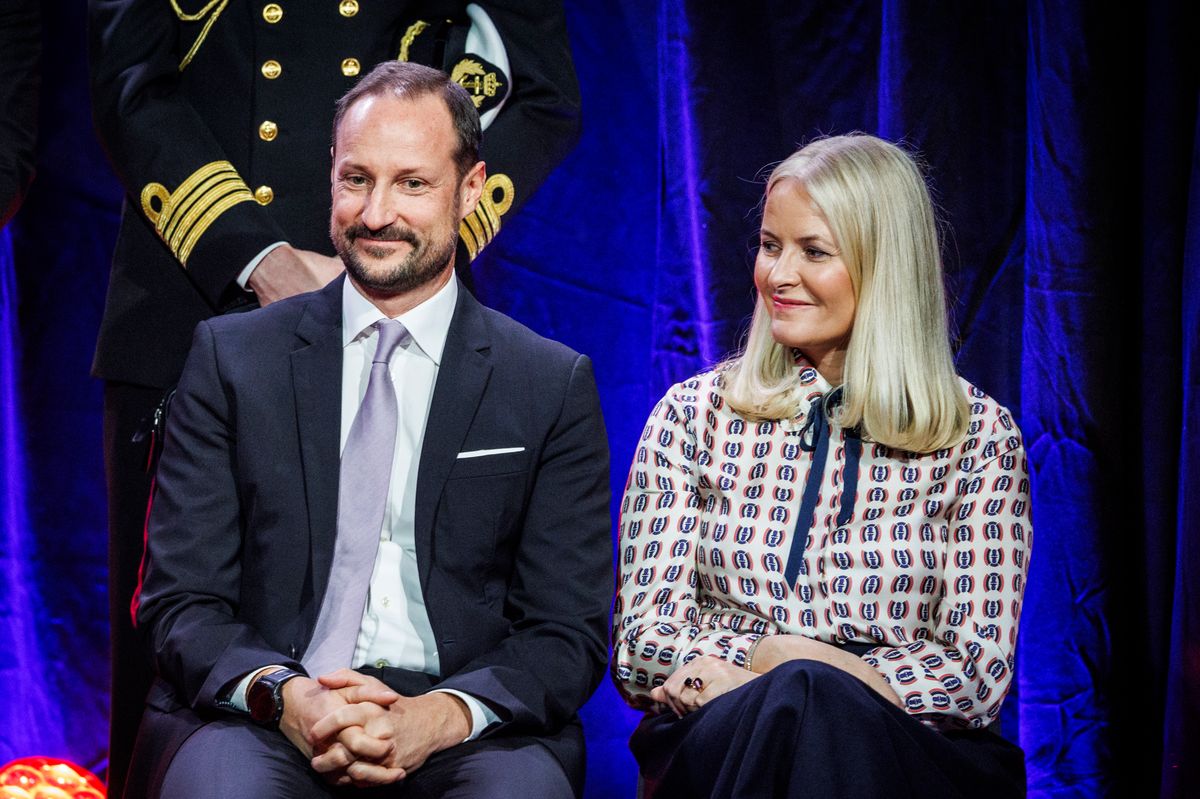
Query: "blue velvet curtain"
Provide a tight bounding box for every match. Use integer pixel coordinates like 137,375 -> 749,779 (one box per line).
1,1 -> 1196,796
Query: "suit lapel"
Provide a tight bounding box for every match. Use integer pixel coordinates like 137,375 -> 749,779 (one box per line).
414,286 -> 492,585
291,277 -> 345,601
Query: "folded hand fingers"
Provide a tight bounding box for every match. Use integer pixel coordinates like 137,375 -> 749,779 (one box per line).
345,759 -> 407,787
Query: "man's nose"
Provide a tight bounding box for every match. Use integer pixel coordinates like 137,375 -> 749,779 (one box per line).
361,186 -> 398,230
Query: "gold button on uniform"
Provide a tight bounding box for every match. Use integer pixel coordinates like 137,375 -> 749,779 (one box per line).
261,59 -> 281,79
262,3 -> 282,23
258,120 -> 278,141
339,0 -> 358,17
341,57 -> 360,77
254,185 -> 274,205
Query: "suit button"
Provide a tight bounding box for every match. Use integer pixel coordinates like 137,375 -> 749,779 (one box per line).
341,57 -> 360,77
255,185 -> 274,205
375,658 -> 389,668
262,3 -> 282,23
339,0 -> 358,16
261,59 -> 282,79
258,120 -> 278,141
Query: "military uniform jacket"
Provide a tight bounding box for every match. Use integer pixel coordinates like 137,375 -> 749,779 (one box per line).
89,0 -> 581,389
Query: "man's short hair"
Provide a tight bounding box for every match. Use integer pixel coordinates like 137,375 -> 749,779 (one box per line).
333,61 -> 482,179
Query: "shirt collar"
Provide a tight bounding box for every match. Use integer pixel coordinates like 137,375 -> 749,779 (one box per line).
341,274 -> 458,366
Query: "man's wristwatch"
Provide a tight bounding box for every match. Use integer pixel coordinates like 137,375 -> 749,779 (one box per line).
246,667 -> 304,729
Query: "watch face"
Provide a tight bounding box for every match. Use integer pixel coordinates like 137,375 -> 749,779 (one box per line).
248,679 -> 278,723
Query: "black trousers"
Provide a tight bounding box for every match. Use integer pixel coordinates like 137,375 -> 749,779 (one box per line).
631,659 -> 1025,799
103,381 -> 164,796
157,720 -> 574,799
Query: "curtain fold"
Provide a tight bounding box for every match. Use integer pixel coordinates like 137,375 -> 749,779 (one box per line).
1161,105 -> 1200,796
0,227 -> 65,762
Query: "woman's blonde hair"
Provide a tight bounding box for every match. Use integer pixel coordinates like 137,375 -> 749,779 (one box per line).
721,134 -> 969,453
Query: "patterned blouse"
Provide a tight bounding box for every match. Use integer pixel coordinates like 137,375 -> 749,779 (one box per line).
612,362 -> 1031,730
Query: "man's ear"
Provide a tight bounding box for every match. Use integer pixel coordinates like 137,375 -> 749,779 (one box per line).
459,160 -> 486,219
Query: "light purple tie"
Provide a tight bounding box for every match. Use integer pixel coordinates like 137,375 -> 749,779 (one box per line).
304,319 -> 407,676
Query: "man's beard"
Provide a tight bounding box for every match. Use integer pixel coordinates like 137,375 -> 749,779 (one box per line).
334,219 -> 457,296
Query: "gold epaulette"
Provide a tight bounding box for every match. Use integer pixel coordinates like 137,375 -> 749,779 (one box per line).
460,173 -> 514,261
140,161 -> 255,266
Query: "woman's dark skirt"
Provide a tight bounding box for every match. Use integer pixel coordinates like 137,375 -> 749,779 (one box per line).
630,659 -> 1025,799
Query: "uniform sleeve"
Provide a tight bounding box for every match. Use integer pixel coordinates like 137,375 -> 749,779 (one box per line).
611,382 -> 765,708
441,1 -> 582,260
862,409 -> 1032,729
88,0 -> 288,307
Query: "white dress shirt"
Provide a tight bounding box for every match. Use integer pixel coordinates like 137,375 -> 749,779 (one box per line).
340,275 -> 497,738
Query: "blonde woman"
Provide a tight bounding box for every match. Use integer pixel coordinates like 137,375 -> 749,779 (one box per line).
613,135 -> 1030,797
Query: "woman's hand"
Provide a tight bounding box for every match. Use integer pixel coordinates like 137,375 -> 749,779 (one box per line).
650,655 -> 759,716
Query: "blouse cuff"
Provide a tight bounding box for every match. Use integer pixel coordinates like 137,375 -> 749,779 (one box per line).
682,629 -> 765,670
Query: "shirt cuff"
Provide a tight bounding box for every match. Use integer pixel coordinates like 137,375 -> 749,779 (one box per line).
238,241 -> 287,290
227,665 -> 284,712
430,688 -> 501,741
683,629 -> 765,670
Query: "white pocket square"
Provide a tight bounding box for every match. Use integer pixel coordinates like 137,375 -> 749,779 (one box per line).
456,447 -> 525,459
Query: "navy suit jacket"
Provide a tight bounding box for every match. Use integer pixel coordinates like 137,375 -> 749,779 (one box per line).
130,275 -> 612,794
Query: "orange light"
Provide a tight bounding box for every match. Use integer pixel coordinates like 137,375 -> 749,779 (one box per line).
0,758 -> 104,799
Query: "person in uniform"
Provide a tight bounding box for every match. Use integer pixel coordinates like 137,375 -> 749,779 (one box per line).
86,2 -> 581,793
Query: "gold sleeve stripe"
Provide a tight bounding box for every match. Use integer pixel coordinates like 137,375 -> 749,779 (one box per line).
140,160 -> 255,266
168,176 -> 252,258
461,212 -> 488,261
459,220 -> 481,259
458,173 -> 515,261
397,20 -> 430,62
177,188 -> 254,265
161,168 -> 236,243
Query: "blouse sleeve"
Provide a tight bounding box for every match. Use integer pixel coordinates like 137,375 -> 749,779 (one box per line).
862,407 -> 1032,729
611,381 -> 767,708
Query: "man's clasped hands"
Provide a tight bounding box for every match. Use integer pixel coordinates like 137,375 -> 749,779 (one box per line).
276,669 -> 473,788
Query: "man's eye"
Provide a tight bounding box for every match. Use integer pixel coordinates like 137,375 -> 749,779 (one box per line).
344,175 -> 368,187
403,179 -> 425,190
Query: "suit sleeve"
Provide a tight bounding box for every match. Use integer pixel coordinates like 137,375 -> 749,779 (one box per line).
137,320 -> 302,710
435,354 -> 612,733
88,0 -> 287,307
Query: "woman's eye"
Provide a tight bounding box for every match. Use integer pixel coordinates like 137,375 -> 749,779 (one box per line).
805,247 -> 829,260
760,241 -> 780,255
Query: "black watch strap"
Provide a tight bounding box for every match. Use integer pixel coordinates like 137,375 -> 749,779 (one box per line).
247,667 -> 304,729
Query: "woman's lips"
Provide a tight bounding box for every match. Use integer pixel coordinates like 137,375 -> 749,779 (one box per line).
772,295 -> 814,309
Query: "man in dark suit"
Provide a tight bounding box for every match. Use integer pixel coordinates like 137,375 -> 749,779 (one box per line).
127,61 -> 610,798
87,4 -> 583,790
